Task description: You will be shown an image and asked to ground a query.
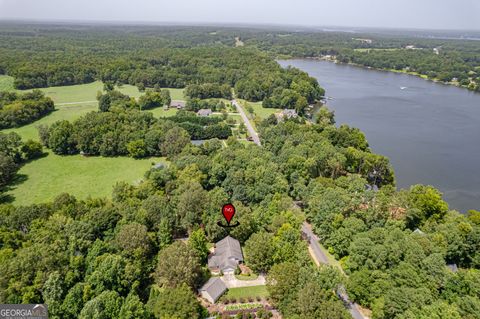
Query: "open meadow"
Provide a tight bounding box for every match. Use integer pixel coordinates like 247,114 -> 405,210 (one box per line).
0,75 -> 14,91
1,81 -> 182,204
5,151 -> 165,205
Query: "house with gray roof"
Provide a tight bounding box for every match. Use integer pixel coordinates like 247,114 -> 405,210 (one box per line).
208,236 -> 243,274
197,108 -> 212,117
199,277 -> 227,303
170,100 -> 186,109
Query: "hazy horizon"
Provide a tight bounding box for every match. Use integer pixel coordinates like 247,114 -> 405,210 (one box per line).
1,0 -> 480,31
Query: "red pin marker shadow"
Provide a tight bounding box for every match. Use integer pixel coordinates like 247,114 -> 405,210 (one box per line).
218,203 -> 240,228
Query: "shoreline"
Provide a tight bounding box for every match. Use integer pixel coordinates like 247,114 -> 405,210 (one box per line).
291,56 -> 479,93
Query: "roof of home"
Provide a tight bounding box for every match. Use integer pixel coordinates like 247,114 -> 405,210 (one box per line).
282,109 -> 298,117
170,100 -> 185,107
199,277 -> 227,301
208,236 -> 243,271
197,108 -> 212,116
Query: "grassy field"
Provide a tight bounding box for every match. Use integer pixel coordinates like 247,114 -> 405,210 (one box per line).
354,48 -> 401,52
240,100 -> 282,120
17,81 -> 185,104
3,102 -> 99,141
235,274 -> 259,281
0,75 -> 14,91
2,83 -> 184,141
225,286 -> 269,299
0,81 -> 183,206
6,152 -> 164,205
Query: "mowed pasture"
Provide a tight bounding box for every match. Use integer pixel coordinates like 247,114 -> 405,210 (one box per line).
1,81 -> 183,204
0,75 -> 14,91
3,82 -> 185,141
6,152 -> 165,205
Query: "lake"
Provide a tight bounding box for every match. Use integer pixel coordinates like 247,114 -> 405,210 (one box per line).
278,59 -> 480,213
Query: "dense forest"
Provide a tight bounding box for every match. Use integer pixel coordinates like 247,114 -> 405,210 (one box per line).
1,114 -> 480,318
1,23 -> 480,319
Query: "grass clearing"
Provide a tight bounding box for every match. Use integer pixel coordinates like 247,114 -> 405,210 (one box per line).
240,100 -> 282,120
354,48 -> 401,52
0,75 -> 14,91
6,152 -> 165,205
2,83 -> 185,141
225,286 -> 269,299
235,274 -> 259,281
3,102 -> 98,141
14,80 -> 184,104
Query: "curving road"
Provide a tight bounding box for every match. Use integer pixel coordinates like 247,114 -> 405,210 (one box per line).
231,99 -> 261,146
302,222 -> 367,319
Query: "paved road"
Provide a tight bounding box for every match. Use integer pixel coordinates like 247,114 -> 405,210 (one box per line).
231,99 -> 261,146
301,222 -> 329,264
302,222 -> 367,319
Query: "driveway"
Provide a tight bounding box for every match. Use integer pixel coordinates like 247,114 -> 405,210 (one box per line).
231,99 -> 261,146
220,274 -> 266,288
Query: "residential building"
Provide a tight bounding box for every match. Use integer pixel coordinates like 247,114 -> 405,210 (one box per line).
197,108 -> 212,117
170,100 -> 186,109
199,277 -> 227,303
208,236 -> 243,274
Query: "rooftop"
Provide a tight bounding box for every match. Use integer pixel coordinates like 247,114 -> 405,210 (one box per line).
208,236 -> 243,272
199,277 -> 227,302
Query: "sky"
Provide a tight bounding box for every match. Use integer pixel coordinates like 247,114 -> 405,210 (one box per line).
0,0 -> 479,30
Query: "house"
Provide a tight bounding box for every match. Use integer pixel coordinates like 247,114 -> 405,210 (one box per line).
170,100 -> 185,109
447,264 -> 459,273
197,108 -> 212,117
208,236 -> 244,274
281,109 -> 298,119
405,45 -> 416,50
199,277 -> 227,303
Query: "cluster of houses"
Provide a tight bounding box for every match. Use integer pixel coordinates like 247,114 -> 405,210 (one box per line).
165,100 -> 213,117
199,236 -> 244,303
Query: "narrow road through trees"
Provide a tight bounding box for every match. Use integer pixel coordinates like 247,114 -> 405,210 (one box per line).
231,99 -> 261,146
302,222 -> 367,319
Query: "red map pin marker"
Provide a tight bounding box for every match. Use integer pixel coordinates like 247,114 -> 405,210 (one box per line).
222,203 -> 236,225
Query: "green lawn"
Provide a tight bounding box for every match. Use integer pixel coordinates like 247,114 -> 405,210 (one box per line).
240,100 -> 282,120
228,114 -> 243,124
235,274 -> 259,281
225,286 -> 269,299
2,83 -> 184,141
0,81 -> 183,206
16,81 -> 185,103
3,102 -> 99,141
0,75 -> 14,91
151,107 -> 178,118
6,152 -> 164,205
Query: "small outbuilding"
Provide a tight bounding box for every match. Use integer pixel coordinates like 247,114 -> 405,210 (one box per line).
199,277 -> 227,304
197,108 -> 212,117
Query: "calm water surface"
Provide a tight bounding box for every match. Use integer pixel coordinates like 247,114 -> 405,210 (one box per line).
278,59 -> 480,212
